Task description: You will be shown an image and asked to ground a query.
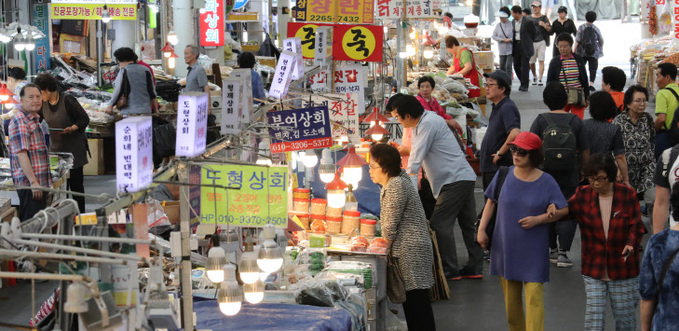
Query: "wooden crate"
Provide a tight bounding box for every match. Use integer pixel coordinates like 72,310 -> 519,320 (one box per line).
84,138 -> 105,176
242,44 -> 260,52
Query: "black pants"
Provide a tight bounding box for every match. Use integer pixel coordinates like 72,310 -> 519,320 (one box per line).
402,289 -> 436,331
68,166 -> 85,212
549,186 -> 578,251
513,43 -> 530,88
18,189 -> 47,222
583,56 -> 598,82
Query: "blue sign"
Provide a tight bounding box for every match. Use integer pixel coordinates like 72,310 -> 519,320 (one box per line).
32,4 -> 50,73
233,0 -> 249,10
267,106 -> 333,153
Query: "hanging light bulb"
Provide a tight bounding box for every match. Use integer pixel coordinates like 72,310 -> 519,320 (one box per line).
257,225 -> 283,273
301,151 -> 319,168
161,42 -> 174,58
218,264 -> 243,316
0,84 -> 14,102
325,171 -> 348,209
318,148 -> 336,183
423,50 -> 434,59
101,5 -> 112,24
64,282 -> 89,313
168,52 -> 179,69
1,96 -> 18,110
238,239 -> 261,284
13,33 -> 25,51
364,123 -> 390,141
362,107 -> 390,128
336,145 -> 367,186
243,279 -> 265,304
24,34 -> 35,51
256,139 -> 272,165
206,245 -> 227,283
167,30 -> 179,46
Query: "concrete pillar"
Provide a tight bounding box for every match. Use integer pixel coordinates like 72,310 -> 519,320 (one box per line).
110,20 -> 137,52
173,0 -> 196,77
247,0 -> 266,44
277,0 -> 290,44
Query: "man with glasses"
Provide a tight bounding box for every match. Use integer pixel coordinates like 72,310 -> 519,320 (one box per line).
530,81 -> 590,268
480,70 -> 520,190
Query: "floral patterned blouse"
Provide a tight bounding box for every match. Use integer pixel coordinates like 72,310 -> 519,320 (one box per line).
612,111 -> 656,194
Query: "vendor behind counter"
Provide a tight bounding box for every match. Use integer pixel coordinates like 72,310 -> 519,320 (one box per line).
444,36 -> 483,98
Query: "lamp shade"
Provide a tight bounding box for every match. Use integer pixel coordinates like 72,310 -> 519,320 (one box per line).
218,265 -> 243,316
362,107 -> 390,126
257,225 -> 283,273
336,146 -> 368,168
0,84 -> 15,102
325,171 -> 348,209
206,246 -> 227,283
364,123 -> 390,141
161,42 -> 174,58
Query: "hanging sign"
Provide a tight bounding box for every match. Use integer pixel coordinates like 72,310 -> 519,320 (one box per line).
267,106 -> 333,153
115,117 -> 153,194
295,0 -> 374,24
200,165 -> 288,228
269,51 -> 298,99
376,0 -> 433,18
176,92 -> 209,157
314,26 -> 333,66
51,4 -> 137,20
221,78 -> 243,135
200,0 -> 225,47
333,64 -> 366,114
332,25 -> 383,62
32,4 -> 51,72
229,69 -> 254,122
288,22 -> 331,59
310,70 -> 330,92
282,37 -> 305,80
302,93 -> 360,140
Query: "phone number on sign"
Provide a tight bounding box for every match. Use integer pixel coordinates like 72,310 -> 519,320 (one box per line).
271,137 -> 332,153
226,215 -> 287,226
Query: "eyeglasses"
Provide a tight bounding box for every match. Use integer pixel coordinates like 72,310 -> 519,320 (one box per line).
369,164 -> 381,170
633,99 -> 647,103
509,146 -> 528,156
486,83 -> 498,87
587,176 -> 609,183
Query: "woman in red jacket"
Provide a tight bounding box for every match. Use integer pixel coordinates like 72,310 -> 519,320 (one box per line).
567,153 -> 647,330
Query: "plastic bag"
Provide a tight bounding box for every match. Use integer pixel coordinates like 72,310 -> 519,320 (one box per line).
146,199 -> 171,228
294,277 -> 336,307
385,311 -> 408,331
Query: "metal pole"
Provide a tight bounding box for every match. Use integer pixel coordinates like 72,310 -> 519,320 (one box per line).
97,20 -> 103,87
0,249 -> 128,265
178,163 -> 194,330
21,233 -> 155,245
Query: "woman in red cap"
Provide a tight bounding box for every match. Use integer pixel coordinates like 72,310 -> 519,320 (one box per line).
477,131 -> 570,331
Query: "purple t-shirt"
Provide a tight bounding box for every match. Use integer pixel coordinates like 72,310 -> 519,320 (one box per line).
484,167 -> 567,283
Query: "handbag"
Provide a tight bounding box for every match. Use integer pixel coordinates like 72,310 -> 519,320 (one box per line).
561,64 -> 587,107
115,68 -> 130,109
387,252 -> 407,304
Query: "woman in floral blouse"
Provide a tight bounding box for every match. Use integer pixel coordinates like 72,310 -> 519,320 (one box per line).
612,85 -> 655,203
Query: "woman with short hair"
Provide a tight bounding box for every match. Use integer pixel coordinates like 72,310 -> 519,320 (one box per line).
546,32 -> 590,119
106,47 -> 157,115
477,131 -> 569,331
444,36 -> 483,98
368,143 -> 435,330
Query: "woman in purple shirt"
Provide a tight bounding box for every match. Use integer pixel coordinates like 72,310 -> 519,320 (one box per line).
477,131 -> 569,331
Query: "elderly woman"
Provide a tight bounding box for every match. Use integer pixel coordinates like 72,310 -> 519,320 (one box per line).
106,47 -> 157,115
477,131 -> 569,331
640,181 -> 679,331
612,85 -> 655,209
492,6 -> 513,75
549,7 -> 577,58
546,33 -> 590,119
568,153 -> 646,330
368,143 -> 435,330
33,73 -> 90,212
584,91 -> 630,187
444,36 -> 482,98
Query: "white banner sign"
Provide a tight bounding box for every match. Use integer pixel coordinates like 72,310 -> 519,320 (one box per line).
230,69 -> 254,122
221,78 -> 243,135
116,116 -> 153,194
332,64 -> 366,115
302,92 -> 360,140
314,26 -> 332,66
282,37 -> 305,80
376,0 -> 433,19
176,92 -> 209,157
269,51 -> 297,99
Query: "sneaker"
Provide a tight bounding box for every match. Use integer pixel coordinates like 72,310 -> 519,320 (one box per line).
460,267 -> 483,279
557,252 -> 573,268
445,270 -> 462,281
532,78 -> 538,85
538,79 -> 543,86
550,249 -> 559,264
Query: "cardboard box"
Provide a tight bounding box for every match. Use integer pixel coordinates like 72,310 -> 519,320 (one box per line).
163,201 -> 180,225
474,51 -> 494,71
84,138 -> 105,175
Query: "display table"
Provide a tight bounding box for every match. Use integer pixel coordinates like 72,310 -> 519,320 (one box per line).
193,301 -> 353,331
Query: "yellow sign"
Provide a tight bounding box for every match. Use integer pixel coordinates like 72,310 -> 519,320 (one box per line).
51,4 -> 137,20
297,0 -> 373,24
200,165 -> 288,228
340,26 -> 377,61
294,24 -> 319,59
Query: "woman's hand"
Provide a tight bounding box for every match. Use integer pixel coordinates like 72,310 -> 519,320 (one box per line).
477,230 -> 489,250
621,245 -> 634,261
62,125 -> 78,134
518,215 -> 543,229
105,105 -> 114,114
546,203 -> 557,218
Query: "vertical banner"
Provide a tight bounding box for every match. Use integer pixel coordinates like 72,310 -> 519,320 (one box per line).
282,37 -> 305,80
176,92 -> 209,157
115,117 -> 153,193
200,0 -> 225,46
221,78 -> 243,135
32,4 -> 50,72
269,51 -> 298,99
333,64 -> 366,114
314,26 -> 333,66
230,69 -> 254,122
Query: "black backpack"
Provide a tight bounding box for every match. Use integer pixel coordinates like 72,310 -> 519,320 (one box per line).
540,113 -> 578,172
581,25 -> 598,57
664,88 -> 679,145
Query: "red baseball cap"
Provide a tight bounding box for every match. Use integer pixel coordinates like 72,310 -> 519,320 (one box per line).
509,131 -> 542,151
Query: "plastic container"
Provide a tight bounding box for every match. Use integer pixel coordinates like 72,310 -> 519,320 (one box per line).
310,198 -> 327,216
293,198 -> 310,213
360,219 -> 377,237
293,188 -> 310,200
297,213 -> 310,230
326,206 -> 343,218
326,216 -> 343,235
342,210 -> 361,236
310,215 -> 327,234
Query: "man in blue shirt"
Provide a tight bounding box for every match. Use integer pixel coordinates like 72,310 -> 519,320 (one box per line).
394,95 -> 483,280
183,45 -> 209,93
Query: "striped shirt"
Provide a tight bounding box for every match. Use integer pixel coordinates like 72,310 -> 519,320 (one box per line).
8,110 -> 52,188
559,55 -> 582,89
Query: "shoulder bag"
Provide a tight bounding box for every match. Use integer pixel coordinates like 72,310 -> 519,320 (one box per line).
561,63 -> 587,107
387,252 -> 407,303
115,68 -> 130,109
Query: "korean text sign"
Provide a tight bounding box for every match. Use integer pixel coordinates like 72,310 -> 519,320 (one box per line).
332,24 -> 383,62
288,22 -> 333,59
221,78 -> 243,135
32,4 -> 50,72
331,64 -> 366,114
267,106 -> 333,153
176,92 -> 209,157
375,0 -> 433,18
51,4 -> 137,20
200,0 -> 225,46
314,26 -> 333,66
295,0 -> 374,24
302,93 -> 360,140
282,37 -> 305,80
115,117 -> 153,194
229,69 -> 254,123
200,165 -> 288,228
269,51 -> 298,99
